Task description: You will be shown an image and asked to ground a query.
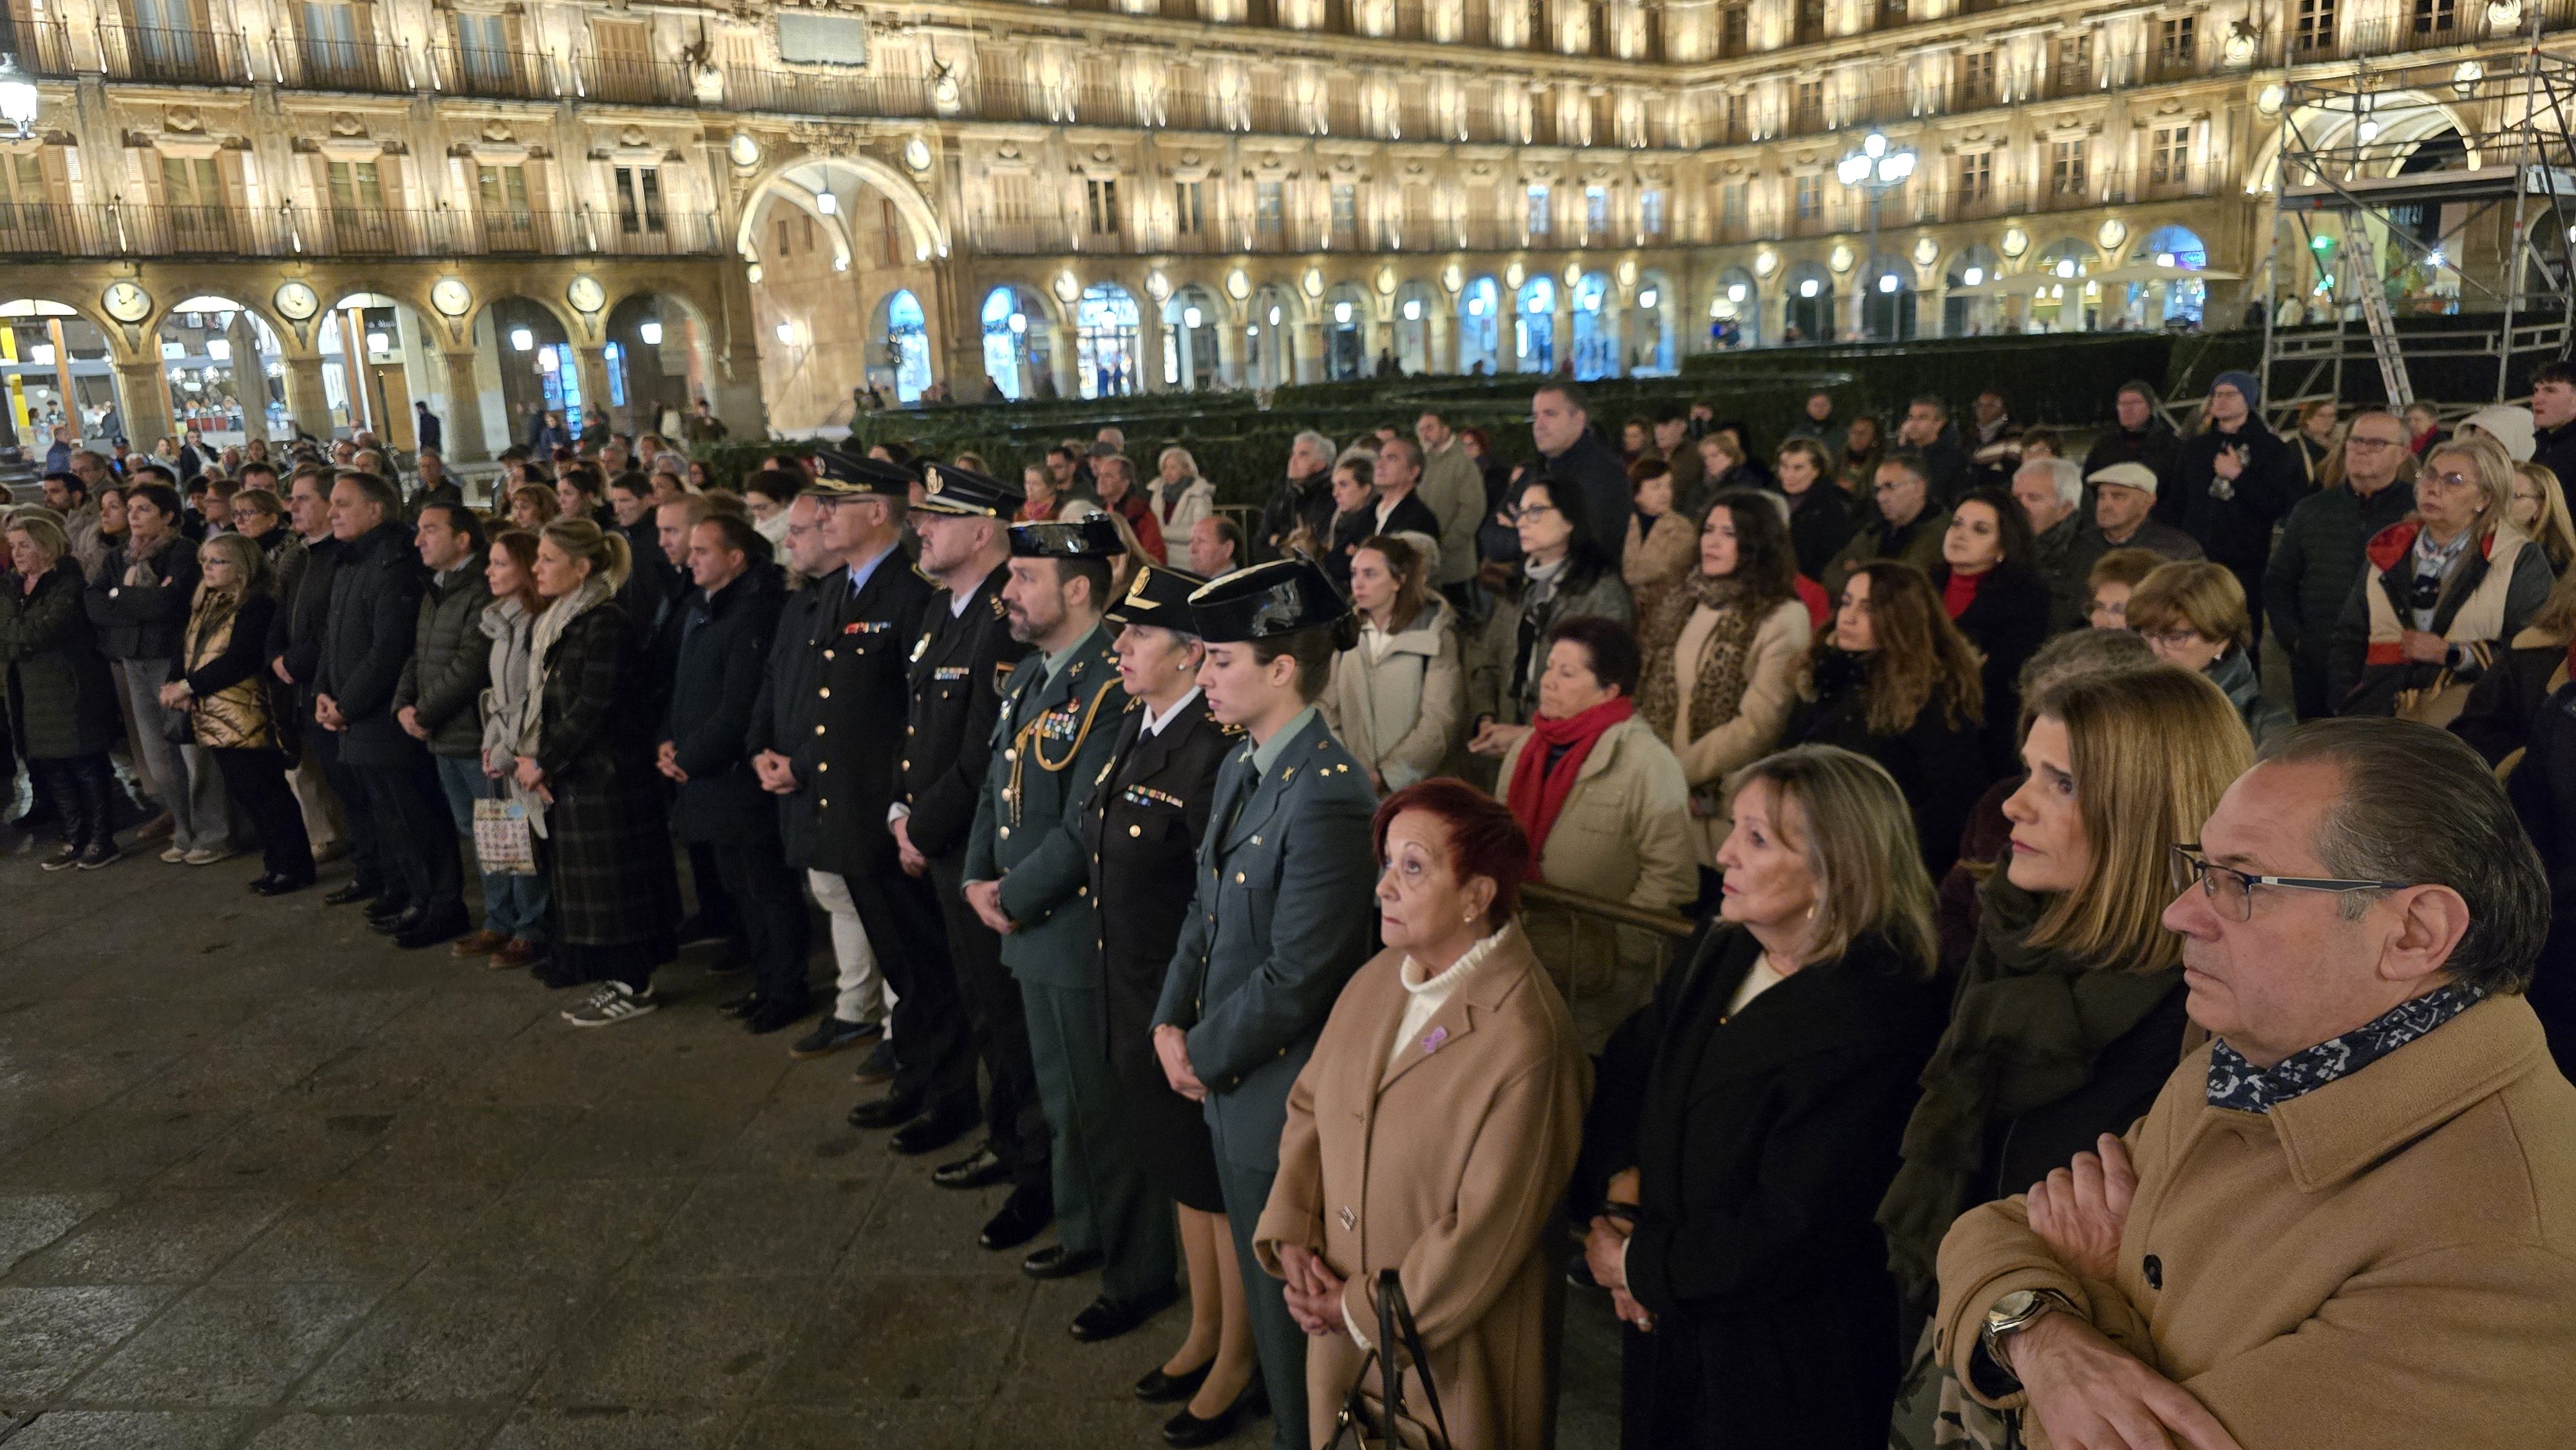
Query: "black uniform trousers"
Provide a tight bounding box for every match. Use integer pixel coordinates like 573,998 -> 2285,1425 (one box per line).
710,828 -> 810,1008
308,727 -> 386,899
685,841 -> 737,939
361,755 -> 464,919
928,849 -> 1050,1193
841,862 -> 977,1117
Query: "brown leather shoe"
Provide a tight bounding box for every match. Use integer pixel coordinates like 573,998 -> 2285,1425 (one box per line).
133,811 -> 175,842
450,929 -> 509,959
488,938 -> 547,970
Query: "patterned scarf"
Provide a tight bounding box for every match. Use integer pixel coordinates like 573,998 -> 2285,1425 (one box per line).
2206,979 -> 2486,1113
1634,570 -> 1765,746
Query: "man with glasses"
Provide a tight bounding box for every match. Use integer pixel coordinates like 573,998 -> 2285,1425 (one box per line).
1821,452 -> 1950,598
2264,408 -> 2416,719
1935,719 -> 2576,1450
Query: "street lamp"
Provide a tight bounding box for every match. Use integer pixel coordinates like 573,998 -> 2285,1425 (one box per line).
1836,130 -> 1916,338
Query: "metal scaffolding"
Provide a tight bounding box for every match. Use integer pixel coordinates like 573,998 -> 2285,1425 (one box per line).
2262,33 -> 2576,411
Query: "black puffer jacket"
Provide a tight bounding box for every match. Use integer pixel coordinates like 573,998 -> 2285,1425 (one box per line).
316,521 -> 428,768
394,563 -> 496,759
2262,479 -> 2416,661
84,533 -> 199,661
0,562 -> 122,759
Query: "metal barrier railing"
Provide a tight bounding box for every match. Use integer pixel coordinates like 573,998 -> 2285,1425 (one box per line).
1520,880 -> 1696,1052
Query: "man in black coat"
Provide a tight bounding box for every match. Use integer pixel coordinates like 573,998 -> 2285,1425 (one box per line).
269,468 -> 367,896
1895,396 -> 1971,504
315,471 -> 466,948
2167,370 -> 2298,639
891,462 -> 1055,1252
804,453 -> 980,1156
662,514 -> 805,1034
1257,431 -> 1338,561
2264,408 -> 2416,720
1532,381 -> 1633,559
2079,381 -> 2186,498
2533,361 -> 2576,489
413,400 -> 442,456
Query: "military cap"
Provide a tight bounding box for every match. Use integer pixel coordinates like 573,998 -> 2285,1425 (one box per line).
1009,515 -> 1125,559
914,460 -> 1026,519
1186,557 -> 1349,644
1106,562 -> 1209,631
808,444 -> 916,500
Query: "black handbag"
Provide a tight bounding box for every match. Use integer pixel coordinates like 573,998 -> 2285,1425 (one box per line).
1326,1268 -> 1455,1450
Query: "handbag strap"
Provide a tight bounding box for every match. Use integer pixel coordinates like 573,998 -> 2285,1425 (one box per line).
1375,1268 -> 1456,1450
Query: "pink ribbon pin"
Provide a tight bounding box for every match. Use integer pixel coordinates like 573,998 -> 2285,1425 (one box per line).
1421,1026 -> 1447,1054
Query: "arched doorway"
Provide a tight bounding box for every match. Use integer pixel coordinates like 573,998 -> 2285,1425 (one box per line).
0,299 -> 119,449
981,285 -> 1054,401
1783,264 -> 1833,343
1393,281 -> 1438,375
869,289 -> 933,404
1632,270 -> 1676,373
741,158 -> 949,429
605,292 -> 712,437
1246,285 -> 1298,390
317,292 -> 432,447
1711,268 -> 1757,349
1861,253 -> 1916,341
1075,283 -> 1141,399
1323,282 -> 1371,380
1943,246 -> 2001,336
157,296 -> 287,449
2031,240 -> 2096,332
1162,285 -> 1222,391
1458,276 -> 1501,374
2128,224 -> 2211,327
1513,276 -> 1557,373
476,296 -> 578,451
1570,271 -> 1616,380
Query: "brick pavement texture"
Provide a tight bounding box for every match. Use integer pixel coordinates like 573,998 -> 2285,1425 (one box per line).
0,847 -> 1624,1449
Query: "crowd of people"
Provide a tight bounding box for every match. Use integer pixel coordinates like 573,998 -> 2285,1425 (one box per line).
4,372 -> 2575,1450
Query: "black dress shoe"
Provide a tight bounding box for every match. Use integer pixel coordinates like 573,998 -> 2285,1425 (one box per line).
717,991 -> 762,1017
394,910 -> 470,950
933,1146 -> 1010,1191
978,1185 -> 1054,1251
846,1093 -> 922,1131
1071,1281 -> 1180,1342
323,881 -> 379,907
251,872 -> 316,898
1133,1360 -> 1212,1404
1022,1244 -> 1103,1280
740,997 -> 813,1035
1163,1381 -> 1264,1447
368,906 -> 424,937
889,1106 -> 977,1157
364,892 -> 412,919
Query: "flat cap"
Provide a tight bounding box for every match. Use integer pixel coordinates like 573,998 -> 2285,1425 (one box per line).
2087,462 -> 2161,496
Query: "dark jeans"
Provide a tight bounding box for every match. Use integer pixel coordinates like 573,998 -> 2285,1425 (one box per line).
709,828 -> 811,1008
28,753 -> 115,849
362,755 -> 464,919
210,746 -> 313,881
930,850 -> 1050,1192
840,864 -> 976,1118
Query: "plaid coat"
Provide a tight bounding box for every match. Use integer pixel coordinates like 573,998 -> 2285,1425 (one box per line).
536,599 -> 678,948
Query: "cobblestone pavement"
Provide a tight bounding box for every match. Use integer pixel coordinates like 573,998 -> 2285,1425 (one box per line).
0,845 -> 1623,1449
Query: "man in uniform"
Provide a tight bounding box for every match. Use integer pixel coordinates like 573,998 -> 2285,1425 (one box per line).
805,449 -> 980,1156
1153,559 -> 1380,1449
891,462 -> 1054,1254
963,518 -> 1175,1323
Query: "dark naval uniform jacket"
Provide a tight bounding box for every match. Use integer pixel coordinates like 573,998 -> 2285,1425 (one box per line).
963,622 -> 1128,988
1151,708 -> 1379,1172
1082,692 -> 1234,1085
746,575 -> 828,869
898,563 -> 1030,861
806,548 -> 935,880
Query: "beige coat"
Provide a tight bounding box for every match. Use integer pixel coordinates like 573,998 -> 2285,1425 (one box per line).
1318,598 -> 1464,792
1419,439 -> 1487,587
1496,715 -> 1696,915
1936,993 -> 2576,1449
1623,509 -> 1698,621
1257,925 -> 1593,1450
1665,596 -> 1811,862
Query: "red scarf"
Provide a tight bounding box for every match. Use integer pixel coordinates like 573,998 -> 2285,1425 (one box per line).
1506,696 -> 1636,874
1942,567 -> 1983,619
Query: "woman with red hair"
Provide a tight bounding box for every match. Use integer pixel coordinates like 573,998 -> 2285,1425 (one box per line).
1255,780 -> 1591,1450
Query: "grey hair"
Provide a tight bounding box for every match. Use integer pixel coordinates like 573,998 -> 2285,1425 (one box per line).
2016,625 -> 2155,699
2257,719 -> 2550,994
1293,429 -> 1336,462
1158,446 -> 1200,478
2018,456 -> 2085,512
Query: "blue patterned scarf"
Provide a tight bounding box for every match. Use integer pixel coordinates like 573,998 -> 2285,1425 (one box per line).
2206,980 -> 2487,1114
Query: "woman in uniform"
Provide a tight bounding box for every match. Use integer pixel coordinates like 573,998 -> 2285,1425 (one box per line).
1083,563 -> 1261,1445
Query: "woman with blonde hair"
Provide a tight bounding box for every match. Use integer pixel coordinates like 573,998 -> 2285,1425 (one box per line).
1150,446 -> 1217,538
1882,664 -> 2253,1449
158,531 -> 312,890
514,516 -> 681,1018
2125,560 -> 2294,748
0,511 -> 126,869
2510,460 -> 2576,574
1582,744 -> 1947,1449
1319,533 -> 1462,792
2329,431 -> 2553,720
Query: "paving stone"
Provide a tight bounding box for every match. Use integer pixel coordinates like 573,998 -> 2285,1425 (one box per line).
214,1181 -> 502,1284
729,1402 -> 983,1450
341,1104 -> 585,1186
527,1276 -> 823,1406
415,1178 -> 693,1284
62,1281 -> 383,1406
5,1188 -> 301,1285
233,1409 -> 500,1450
296,1277 -> 596,1405
0,1409 -> 250,1450
0,1194 -> 117,1277
618,1174 -> 875,1279
762,1276 -> 1026,1403
483,1404 -> 744,1449
0,1286 -> 181,1400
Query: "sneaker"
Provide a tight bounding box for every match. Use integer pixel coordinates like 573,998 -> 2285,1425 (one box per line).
76,840 -> 123,871
159,845 -> 188,863
564,983 -> 659,1028
182,847 -> 238,866
790,1015 -> 882,1060
40,843 -> 82,872
559,982 -> 627,1021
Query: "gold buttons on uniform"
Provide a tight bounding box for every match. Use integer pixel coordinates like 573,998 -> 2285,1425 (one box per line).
1251,836 -> 1261,845
1234,872 -> 1245,883
1005,748 -> 1018,762
1128,824 -> 1141,837
818,762 -> 829,772
823,649 -> 835,660
900,760 -> 909,771
999,826 -> 1011,839
815,724 -> 826,735
820,688 -> 831,699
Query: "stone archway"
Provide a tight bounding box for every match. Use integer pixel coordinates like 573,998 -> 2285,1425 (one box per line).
742,156 -> 949,431
155,294 -> 290,451
0,297 -> 121,452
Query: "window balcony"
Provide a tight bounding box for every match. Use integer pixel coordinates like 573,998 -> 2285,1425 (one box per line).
0,202 -> 724,261
430,44 -> 555,101
95,22 -> 252,86
277,37 -> 415,94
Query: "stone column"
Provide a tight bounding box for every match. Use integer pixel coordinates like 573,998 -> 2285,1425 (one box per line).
573,345 -> 612,435
1291,321 -> 1323,385
1428,309 -> 1455,374
435,350 -> 489,464
1551,301 -> 1573,375
1047,321 -> 1079,399
1600,301 -> 1627,377
1215,310 -> 1245,389
280,354 -> 332,441
113,357 -> 173,451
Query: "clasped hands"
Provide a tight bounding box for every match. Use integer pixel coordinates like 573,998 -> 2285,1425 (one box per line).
1277,1243 -> 1352,1339
1582,1168 -> 1654,1333
2011,1133 -> 2242,1450
963,878 -> 1016,936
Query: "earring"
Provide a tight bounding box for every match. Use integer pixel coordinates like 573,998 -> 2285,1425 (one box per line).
1804,903 -> 1817,921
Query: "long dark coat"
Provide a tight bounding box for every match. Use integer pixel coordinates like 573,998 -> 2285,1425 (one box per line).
662,570 -> 782,844
1580,924 -> 1945,1450
0,563 -> 122,759
316,521 -> 428,769
746,579 -> 828,869
535,599 -> 679,948
1938,564 -> 2051,771
85,534 -> 198,661
805,553 -> 935,878
1785,648 -> 1991,879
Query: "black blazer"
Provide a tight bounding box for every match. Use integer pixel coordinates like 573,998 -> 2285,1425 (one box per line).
806,551 -> 935,878
746,579 -> 828,870
1082,695 -> 1233,1084
662,569 -> 783,843
898,563 -> 1030,860
1582,923 -> 1944,1450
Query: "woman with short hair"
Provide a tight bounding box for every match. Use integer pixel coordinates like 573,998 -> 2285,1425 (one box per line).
1623,458 -> 1696,621
509,484 -> 560,532
1776,437 -> 1857,580
1319,534 -> 1463,793
2126,560 -> 2294,748
0,511 -> 125,869
1151,446 -> 1218,538
2085,546 -> 2166,631
160,531 -> 312,892
1466,475 -> 1633,758
1582,745 -> 1948,1450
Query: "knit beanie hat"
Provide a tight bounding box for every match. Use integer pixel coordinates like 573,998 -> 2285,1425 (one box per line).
2213,371 -> 2262,408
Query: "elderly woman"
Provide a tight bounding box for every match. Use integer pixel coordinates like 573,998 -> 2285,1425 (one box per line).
0,512 -> 125,869
474,529 -> 553,970
2126,560 -> 2295,748
514,518 -> 680,1017
228,488 -> 290,559
1622,458 -> 1696,621
2330,432 -> 2553,721
1151,446 -> 1217,539
1466,475 -> 1633,761
1257,780 -> 1589,1450
1880,665 -> 2251,1449
1580,745 -> 1947,1450
1320,534 -> 1462,793
1636,487 -> 1812,865
159,532 -> 312,892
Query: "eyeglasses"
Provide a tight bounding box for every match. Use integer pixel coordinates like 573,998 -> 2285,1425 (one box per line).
2141,628 -> 2204,651
2168,843 -> 2416,923
1508,502 -> 1559,522
2344,437 -> 2401,452
2427,470 -> 2476,489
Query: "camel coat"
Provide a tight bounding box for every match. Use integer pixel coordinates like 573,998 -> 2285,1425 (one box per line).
1318,598 -> 1464,792
1257,924 -> 1593,1450
1667,596 -> 1811,862
1937,992 -> 2576,1449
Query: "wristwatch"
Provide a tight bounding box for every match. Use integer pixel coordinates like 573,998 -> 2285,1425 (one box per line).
1981,1288 -> 2076,1372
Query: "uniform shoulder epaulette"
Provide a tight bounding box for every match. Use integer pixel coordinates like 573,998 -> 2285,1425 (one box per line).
909,563 -> 935,584
989,593 -> 1008,619
1122,696 -> 1141,713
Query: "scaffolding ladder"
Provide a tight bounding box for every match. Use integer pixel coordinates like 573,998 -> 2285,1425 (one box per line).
2343,228 -> 2414,408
